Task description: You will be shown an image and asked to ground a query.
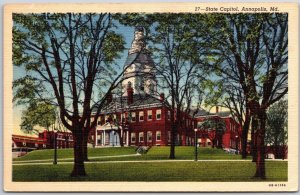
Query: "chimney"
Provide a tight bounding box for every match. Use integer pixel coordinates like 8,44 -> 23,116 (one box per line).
160,93 -> 165,102
127,82 -> 134,104
106,92 -> 113,103
216,106 -> 219,113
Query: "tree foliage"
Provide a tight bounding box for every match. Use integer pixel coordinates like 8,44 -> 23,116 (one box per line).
20,101 -> 56,134
13,13 -> 126,176
198,117 -> 226,148
265,99 -> 287,159
205,13 -> 288,178
118,13 -> 210,158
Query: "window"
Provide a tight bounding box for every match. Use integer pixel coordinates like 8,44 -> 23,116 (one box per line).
156,131 -> 161,141
139,132 -> 144,142
156,109 -> 161,120
131,112 -> 136,122
131,133 -> 136,143
139,111 -> 144,121
167,111 -> 171,120
147,131 -> 152,142
147,110 -> 152,120
97,134 -> 101,144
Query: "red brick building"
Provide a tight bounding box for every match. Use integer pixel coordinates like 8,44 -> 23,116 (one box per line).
12,130 -> 74,150
194,108 -> 241,150
12,27 -> 242,153
88,27 -> 242,150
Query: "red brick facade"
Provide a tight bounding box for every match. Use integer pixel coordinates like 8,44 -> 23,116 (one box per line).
89,93 -> 242,150
194,112 -> 241,150
12,130 -> 74,150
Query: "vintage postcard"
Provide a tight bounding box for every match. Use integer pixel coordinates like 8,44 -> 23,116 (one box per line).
3,2 -> 298,192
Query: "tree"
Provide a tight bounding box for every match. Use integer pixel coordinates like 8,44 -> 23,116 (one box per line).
117,13 -> 209,159
13,13 -> 127,176
19,101 -> 56,134
201,76 -> 251,158
198,117 -> 226,148
150,14 -> 209,158
206,13 -> 288,178
265,99 -> 288,159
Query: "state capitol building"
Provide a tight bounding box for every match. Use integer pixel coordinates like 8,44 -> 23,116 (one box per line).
13,27 -> 241,152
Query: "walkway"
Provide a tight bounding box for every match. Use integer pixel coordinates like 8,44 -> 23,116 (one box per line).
13,155 -> 287,166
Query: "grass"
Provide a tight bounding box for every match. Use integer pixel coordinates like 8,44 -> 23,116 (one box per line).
142,146 -> 250,160
13,161 -> 287,182
13,146 -> 250,163
13,147 -> 137,161
12,146 -> 287,181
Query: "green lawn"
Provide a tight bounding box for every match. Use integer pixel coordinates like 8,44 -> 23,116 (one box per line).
142,146 -> 249,160
12,146 -> 287,181
13,146 -> 250,163
13,161 -> 287,181
13,147 -> 137,161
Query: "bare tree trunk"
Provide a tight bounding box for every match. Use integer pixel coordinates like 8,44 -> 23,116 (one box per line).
169,123 -> 176,159
83,131 -> 89,161
71,130 -> 87,177
217,134 -> 223,149
169,102 -> 177,159
251,117 -> 258,162
241,114 -> 251,158
254,112 -> 267,179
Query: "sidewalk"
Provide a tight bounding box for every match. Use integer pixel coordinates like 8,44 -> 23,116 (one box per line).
13,153 -> 141,163
13,156 -> 287,166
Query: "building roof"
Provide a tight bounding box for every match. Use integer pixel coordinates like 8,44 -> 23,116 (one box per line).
194,109 -> 211,118
123,26 -> 154,71
194,109 -> 232,118
123,51 -> 154,69
92,93 -> 166,114
216,111 -> 231,118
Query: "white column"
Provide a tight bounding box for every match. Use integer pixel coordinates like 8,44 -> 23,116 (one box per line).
95,129 -> 97,146
103,131 -> 106,146
126,131 -> 129,146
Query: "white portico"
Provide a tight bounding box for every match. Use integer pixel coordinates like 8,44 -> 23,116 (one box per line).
95,122 -> 129,147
